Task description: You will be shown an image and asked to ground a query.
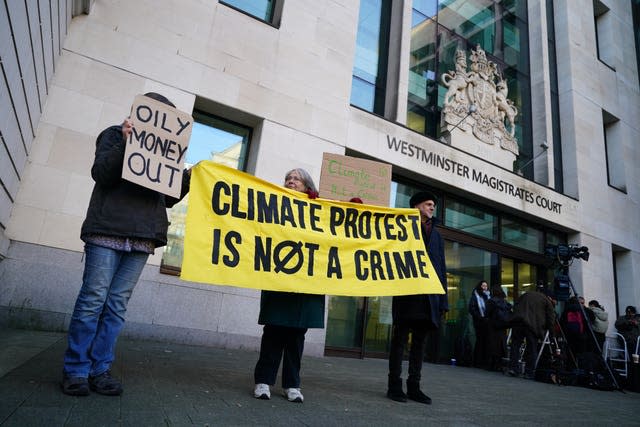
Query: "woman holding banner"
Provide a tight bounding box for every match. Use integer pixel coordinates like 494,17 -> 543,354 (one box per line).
253,168 -> 324,403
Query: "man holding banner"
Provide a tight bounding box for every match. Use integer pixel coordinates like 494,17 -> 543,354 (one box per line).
61,93 -> 191,396
387,190 -> 448,404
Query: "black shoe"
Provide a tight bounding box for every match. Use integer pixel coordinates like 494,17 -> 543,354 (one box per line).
61,375 -> 89,396
407,388 -> 432,404
507,369 -> 518,377
89,371 -> 123,396
387,389 -> 408,402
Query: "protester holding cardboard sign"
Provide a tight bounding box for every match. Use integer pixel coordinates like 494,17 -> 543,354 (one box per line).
62,93 -> 191,397
253,168 -> 325,404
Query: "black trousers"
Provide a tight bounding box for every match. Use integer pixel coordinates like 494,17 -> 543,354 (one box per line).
388,320 -> 433,384
472,317 -> 490,368
254,325 -> 307,389
509,325 -> 538,376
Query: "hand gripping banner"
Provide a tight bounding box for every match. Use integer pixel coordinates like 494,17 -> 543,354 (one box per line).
181,161 -> 445,297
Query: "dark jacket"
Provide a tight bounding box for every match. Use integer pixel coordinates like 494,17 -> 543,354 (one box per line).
258,291 -> 325,329
392,217 -> 448,327
511,291 -> 556,339
486,297 -> 513,330
614,314 -> 640,347
80,125 -> 190,247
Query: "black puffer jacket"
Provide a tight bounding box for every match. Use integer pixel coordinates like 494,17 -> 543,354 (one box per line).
392,217 -> 448,327
80,125 -> 190,247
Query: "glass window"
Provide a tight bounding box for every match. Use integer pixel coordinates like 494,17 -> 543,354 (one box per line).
501,217 -> 543,253
391,181 -> 442,216
161,112 -> 251,272
351,0 -> 391,114
407,16 -> 439,135
444,240 -> 498,362
404,0 -> 534,181
594,0 -> 614,68
220,0 -> 274,22
413,0 -> 438,20
444,198 -> 498,239
501,257 -> 515,302
546,0 -> 563,192
326,296 -> 365,349
518,262 -> 537,294
603,110 -> 626,192
545,231 -> 564,247
437,0 -> 496,50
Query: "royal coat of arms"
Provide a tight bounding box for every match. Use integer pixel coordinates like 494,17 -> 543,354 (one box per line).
441,45 -> 519,157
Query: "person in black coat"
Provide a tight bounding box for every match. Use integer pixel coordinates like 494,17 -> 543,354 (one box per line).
469,280 -> 491,368
387,190 -> 448,404
62,93 -> 191,396
485,287 -> 512,371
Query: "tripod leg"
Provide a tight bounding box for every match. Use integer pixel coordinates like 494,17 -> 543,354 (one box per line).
534,330 -> 550,372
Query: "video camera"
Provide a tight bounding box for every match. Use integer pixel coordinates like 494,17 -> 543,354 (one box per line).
544,243 -> 590,264
545,244 -> 589,302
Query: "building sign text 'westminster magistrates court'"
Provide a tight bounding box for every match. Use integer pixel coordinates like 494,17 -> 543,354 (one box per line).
385,135 -> 563,214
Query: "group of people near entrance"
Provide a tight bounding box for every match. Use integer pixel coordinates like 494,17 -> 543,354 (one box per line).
468,276 -> 640,380
60,92 -> 448,405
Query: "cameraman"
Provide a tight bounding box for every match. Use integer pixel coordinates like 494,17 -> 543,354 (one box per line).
507,288 -> 557,379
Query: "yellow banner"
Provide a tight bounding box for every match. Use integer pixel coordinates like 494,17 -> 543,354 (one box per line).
181,161 -> 444,296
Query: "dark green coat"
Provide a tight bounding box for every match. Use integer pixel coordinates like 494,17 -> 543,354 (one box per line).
258,291 -> 325,329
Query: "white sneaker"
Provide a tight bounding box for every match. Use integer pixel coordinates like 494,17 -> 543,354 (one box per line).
284,388 -> 304,403
254,383 -> 270,399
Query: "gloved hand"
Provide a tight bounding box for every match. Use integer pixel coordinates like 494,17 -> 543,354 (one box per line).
305,189 -> 319,199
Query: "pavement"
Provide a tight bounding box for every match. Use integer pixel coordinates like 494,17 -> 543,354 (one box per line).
0,327 -> 638,427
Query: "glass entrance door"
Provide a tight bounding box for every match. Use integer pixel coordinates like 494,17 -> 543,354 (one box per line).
325,296 -> 366,357
325,295 -> 393,358
501,257 -> 538,303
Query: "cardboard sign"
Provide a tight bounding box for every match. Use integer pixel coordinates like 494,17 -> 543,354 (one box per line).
122,95 -> 193,198
319,153 -> 392,206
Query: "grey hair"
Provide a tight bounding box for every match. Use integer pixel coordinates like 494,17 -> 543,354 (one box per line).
285,168 -> 317,193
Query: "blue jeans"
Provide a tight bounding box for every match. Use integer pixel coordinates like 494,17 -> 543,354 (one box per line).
63,243 -> 149,378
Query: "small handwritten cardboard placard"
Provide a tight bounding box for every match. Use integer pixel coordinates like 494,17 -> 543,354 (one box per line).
319,153 -> 391,206
122,95 -> 193,198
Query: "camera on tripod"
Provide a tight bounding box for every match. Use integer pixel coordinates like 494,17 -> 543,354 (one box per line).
544,244 -> 590,264
544,244 -> 589,302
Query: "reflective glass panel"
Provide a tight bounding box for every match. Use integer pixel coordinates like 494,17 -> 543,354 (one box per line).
518,262 -> 537,295
413,0 -> 438,19
351,0 -> 390,114
220,0 -> 274,22
444,198 -> 498,239
407,14 -> 439,135
438,0 -> 496,53
501,257 -> 515,302
326,296 -> 365,349
363,296 -> 393,353
444,240 -> 498,361
161,112 -> 250,271
501,217 -> 543,253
